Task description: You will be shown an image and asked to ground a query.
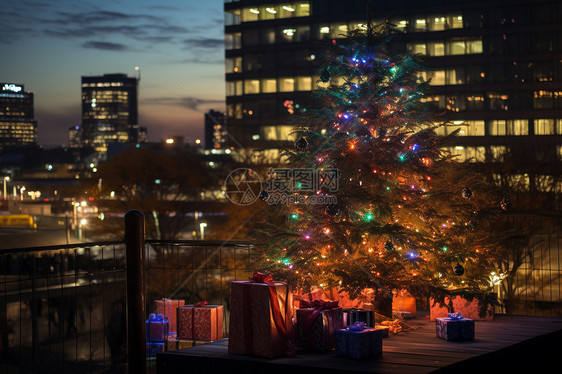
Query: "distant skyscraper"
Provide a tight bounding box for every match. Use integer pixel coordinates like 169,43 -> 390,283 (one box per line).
81,73 -> 140,159
204,110 -> 227,149
0,83 -> 37,149
68,125 -> 82,148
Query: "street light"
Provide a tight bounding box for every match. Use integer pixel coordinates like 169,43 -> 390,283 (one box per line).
2,176 -> 9,200
199,222 -> 207,240
79,218 -> 87,240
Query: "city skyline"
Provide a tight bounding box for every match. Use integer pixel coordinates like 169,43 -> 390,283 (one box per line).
0,0 -> 226,147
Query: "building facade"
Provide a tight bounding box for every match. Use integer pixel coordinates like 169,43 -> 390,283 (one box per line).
0,83 -> 37,149
81,74 -> 140,159
205,110 -> 227,149
224,0 -> 561,193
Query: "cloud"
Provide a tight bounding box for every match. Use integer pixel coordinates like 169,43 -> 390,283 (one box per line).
81,41 -> 129,51
183,37 -> 224,50
144,96 -> 225,112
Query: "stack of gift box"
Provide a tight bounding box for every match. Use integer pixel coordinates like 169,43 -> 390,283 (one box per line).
146,277 -> 479,360
227,272 -> 391,359
145,298 -> 224,356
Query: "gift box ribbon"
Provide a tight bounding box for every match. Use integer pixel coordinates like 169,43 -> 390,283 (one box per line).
244,272 -> 294,355
348,321 -> 367,332
300,299 -> 339,349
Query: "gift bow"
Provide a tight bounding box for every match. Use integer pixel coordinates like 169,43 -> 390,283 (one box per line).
300,299 -> 339,310
245,271 -> 295,355
250,272 -> 273,283
448,312 -> 464,320
149,313 -> 163,322
194,301 -> 208,307
348,321 -> 367,332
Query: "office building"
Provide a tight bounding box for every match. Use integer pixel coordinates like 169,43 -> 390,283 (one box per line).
0,83 -> 37,149
224,0 -> 561,194
81,73 -> 140,159
205,110 -> 227,149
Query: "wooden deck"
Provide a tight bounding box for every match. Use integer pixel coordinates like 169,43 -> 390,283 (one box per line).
156,315 -> 562,373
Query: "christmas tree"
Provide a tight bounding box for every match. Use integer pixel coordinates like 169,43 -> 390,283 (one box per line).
253,23 -> 507,316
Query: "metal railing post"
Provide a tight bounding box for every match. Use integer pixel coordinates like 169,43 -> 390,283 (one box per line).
125,210 -> 146,374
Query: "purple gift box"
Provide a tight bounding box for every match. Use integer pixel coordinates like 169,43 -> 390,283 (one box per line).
335,322 -> 385,359
436,313 -> 475,341
296,300 -> 344,351
146,313 -> 169,342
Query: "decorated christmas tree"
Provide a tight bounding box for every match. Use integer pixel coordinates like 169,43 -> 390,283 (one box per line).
253,23 -> 508,317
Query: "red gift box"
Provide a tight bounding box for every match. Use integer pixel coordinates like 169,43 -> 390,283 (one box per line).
430,296 -> 494,321
228,272 -> 294,358
293,286 -> 325,309
154,298 -> 185,333
177,302 -> 224,341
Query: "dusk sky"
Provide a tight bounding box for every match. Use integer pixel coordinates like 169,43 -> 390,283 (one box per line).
0,0 -> 226,146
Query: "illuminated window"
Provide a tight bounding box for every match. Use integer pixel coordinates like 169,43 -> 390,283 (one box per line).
466,40 -> 483,54
244,80 -> 260,94
449,15 -> 463,29
427,42 -> 445,56
296,2 -> 310,17
408,43 -> 427,54
489,120 -> 507,135
430,17 -> 446,31
296,76 -> 312,91
489,146 -> 508,161
536,175 -> 554,192
431,71 -> 446,85
415,18 -> 427,31
534,119 -> 555,135
260,6 -> 277,20
509,174 -> 530,190
393,19 -> 408,31
446,120 -> 485,136
280,5 -> 296,18
278,77 -> 295,92
262,125 -> 294,141
447,41 -> 466,55
507,119 -> 528,135
242,8 -> 259,22
227,103 -> 242,119
261,79 -> 277,93
534,91 -> 561,109
331,23 -> 348,38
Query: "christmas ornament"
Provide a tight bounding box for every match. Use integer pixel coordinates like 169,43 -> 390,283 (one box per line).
384,240 -> 394,251
500,196 -> 511,211
258,190 -> 270,201
453,263 -> 465,276
462,188 -> 472,198
320,68 -> 331,83
325,204 -> 341,217
295,137 -> 308,151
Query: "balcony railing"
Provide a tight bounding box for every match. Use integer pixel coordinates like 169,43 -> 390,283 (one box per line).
0,210 -> 560,373
0,210 -> 253,374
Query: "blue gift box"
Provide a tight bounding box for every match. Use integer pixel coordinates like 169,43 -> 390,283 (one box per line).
146,313 -> 169,342
436,315 -> 475,341
335,323 -> 385,359
146,341 -> 164,357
